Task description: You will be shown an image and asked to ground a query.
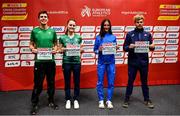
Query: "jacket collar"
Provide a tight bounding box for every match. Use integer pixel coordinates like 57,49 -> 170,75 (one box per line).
134,27 -> 144,32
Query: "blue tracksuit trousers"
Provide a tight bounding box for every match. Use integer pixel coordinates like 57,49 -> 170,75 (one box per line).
96,63 -> 115,101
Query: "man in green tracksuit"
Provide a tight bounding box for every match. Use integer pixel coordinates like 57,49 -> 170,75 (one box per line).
29,10 -> 58,115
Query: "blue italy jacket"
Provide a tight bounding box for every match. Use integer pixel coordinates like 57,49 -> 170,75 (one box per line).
94,33 -> 117,64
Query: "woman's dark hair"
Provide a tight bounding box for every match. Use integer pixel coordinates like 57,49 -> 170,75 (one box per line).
38,10 -> 48,19
99,19 -> 112,38
65,18 -> 76,35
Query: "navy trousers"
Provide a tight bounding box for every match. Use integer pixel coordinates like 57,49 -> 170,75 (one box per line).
62,63 -> 81,101
125,64 -> 150,101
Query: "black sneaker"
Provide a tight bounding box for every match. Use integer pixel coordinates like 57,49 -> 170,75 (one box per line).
30,105 -> 38,115
144,100 -> 154,109
122,99 -> 129,108
48,102 -> 59,110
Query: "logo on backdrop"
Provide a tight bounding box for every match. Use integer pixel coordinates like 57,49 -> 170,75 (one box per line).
81,5 -> 111,17
1,3 -> 28,20
81,6 -> 91,17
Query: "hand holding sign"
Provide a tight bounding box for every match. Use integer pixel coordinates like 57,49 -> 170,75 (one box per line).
37,48 -> 52,60
31,48 -> 38,54
129,44 -> 136,49
149,44 -> 155,49
66,44 -> 80,56
134,41 -> 149,53
102,43 -> 116,55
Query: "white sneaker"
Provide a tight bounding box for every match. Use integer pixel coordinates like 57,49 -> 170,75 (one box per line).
98,100 -> 105,109
106,101 -> 113,109
74,100 -> 79,109
65,100 -> 71,109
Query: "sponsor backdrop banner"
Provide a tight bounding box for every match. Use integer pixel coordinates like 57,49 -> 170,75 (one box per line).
0,0 -> 180,91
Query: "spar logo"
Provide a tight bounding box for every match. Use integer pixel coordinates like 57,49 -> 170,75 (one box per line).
21,61 -> 35,67
2,26 -> 18,33
81,59 -> 95,65
19,33 -> 30,40
81,5 -> 91,17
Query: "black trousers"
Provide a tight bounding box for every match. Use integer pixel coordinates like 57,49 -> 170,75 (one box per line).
125,64 -> 150,101
62,63 -> 81,100
31,61 -> 56,105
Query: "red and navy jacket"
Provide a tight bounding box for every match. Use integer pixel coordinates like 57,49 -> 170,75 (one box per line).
123,28 -> 154,66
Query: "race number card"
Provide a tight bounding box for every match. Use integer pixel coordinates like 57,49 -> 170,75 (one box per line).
66,44 -> 80,56
134,41 -> 149,53
102,43 -> 116,55
37,48 -> 52,60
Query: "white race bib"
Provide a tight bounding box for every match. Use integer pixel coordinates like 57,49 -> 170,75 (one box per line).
134,41 -> 149,53
66,44 -> 80,56
102,43 -> 116,55
37,48 -> 52,60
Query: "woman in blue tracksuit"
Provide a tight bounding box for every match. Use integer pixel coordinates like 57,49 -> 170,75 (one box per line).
122,14 -> 155,109
94,19 -> 117,109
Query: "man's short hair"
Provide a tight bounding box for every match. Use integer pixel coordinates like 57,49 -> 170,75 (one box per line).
38,10 -> 48,18
133,14 -> 145,23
